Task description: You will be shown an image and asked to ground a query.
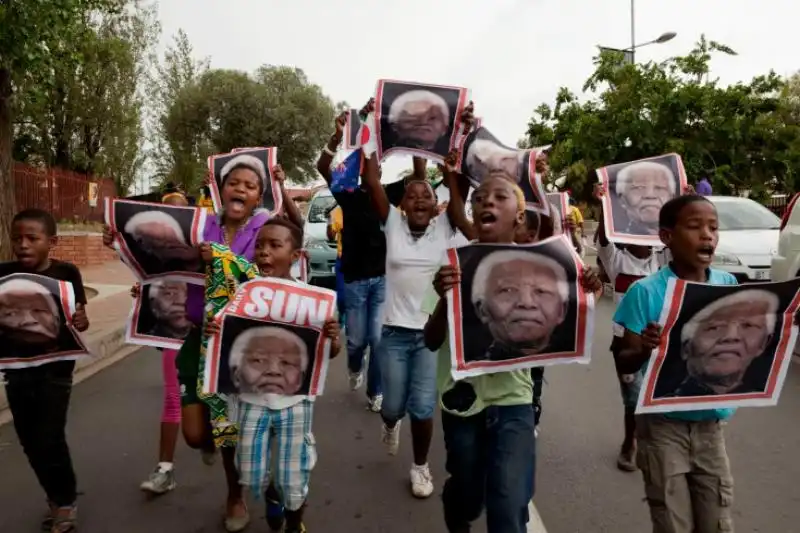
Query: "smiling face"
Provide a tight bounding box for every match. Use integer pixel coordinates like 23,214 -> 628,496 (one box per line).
0,291 -> 59,344
620,168 -> 673,229
150,281 -> 190,335
394,99 -> 448,148
222,167 -> 262,223
685,300 -> 772,391
471,175 -> 525,244
236,333 -> 306,395
477,259 -> 566,349
401,181 -> 437,231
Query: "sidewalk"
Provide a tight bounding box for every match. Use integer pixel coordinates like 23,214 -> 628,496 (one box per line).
0,261 -> 138,421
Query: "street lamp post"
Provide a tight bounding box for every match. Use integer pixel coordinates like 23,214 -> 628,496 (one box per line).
599,0 -> 676,64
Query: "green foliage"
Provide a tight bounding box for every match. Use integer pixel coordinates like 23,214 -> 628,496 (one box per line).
159,65 -> 337,189
520,36 -> 800,202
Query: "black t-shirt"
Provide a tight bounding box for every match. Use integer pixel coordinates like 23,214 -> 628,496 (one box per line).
332,189 -> 387,283
0,260 -> 87,379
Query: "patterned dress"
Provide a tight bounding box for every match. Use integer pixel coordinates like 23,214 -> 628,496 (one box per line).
197,243 -> 258,448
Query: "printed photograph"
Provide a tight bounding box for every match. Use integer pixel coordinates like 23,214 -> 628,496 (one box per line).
375,80 -> 469,163
0,273 -> 89,369
546,192 -> 570,227
344,108 -> 363,150
597,153 -> 687,245
637,277 -> 800,413
126,281 -> 193,350
446,237 -> 594,379
106,198 -> 207,284
208,147 -> 282,214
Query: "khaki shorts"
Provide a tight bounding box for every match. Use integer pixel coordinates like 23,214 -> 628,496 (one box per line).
636,414 -> 734,533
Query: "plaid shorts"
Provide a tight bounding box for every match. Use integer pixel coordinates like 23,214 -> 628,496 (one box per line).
235,399 -> 317,511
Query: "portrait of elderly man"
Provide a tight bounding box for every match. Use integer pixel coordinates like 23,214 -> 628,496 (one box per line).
612,160 -> 677,235
0,278 -> 62,352
471,249 -> 570,362
229,326 -> 311,396
145,281 -> 191,340
123,210 -> 201,274
669,289 -> 779,397
464,138 -> 521,184
385,88 -> 454,156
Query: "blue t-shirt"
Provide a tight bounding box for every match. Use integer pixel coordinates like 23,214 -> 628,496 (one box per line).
613,264 -> 738,421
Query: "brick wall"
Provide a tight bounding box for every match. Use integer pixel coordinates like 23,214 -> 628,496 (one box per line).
52,233 -> 118,267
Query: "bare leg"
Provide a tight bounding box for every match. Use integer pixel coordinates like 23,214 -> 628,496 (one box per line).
410,418 -> 433,466
159,422 -> 180,463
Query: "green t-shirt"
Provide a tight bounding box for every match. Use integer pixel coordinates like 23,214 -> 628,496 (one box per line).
421,287 -> 533,418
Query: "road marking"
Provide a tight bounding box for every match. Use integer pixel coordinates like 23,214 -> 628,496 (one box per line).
528,502 -> 547,533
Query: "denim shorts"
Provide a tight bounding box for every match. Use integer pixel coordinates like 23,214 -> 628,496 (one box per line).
377,325 -> 437,421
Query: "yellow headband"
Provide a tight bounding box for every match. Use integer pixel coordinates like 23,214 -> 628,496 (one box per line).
162,192 -> 186,203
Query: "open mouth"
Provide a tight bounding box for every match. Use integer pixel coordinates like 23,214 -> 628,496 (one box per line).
477,211 -> 497,228
697,245 -> 715,262
228,198 -> 246,211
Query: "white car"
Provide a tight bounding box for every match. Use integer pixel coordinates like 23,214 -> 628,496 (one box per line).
770,193 -> 800,283
708,196 -> 780,282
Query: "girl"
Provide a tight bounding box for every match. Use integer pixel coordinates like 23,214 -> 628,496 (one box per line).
422,173 -> 600,533
360,101 -> 474,498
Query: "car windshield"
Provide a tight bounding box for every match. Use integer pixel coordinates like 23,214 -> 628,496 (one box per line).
714,199 -> 780,231
307,195 -> 337,223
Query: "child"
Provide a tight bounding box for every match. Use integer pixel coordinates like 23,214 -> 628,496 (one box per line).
613,195 -> 737,533
206,218 -> 341,533
594,183 -> 665,472
423,175 -> 600,533
1,208 -> 89,533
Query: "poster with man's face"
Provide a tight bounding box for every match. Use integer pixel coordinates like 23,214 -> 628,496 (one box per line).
546,192 -> 570,228
0,273 -> 89,369
597,153 -> 687,246
375,80 -> 469,164
637,277 -> 800,414
207,147 -> 281,215
343,109 -> 363,150
105,198 -> 207,284
126,281 -> 193,350
203,278 -> 336,399
458,127 -> 549,215
445,237 -> 594,379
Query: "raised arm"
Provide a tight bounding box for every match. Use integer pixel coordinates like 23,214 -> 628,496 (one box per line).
315,112 -> 347,185
443,151 -> 476,240
362,146 -> 390,223
272,164 -> 304,229
412,156 -> 428,181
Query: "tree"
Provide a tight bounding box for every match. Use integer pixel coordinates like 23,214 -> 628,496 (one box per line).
520,36 -> 800,203
162,65 -> 337,190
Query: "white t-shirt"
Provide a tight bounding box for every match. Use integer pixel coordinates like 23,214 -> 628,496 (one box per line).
597,242 -> 665,305
383,207 -> 456,330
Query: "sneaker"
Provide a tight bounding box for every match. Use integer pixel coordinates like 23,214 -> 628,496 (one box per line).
367,394 -> 383,413
266,496 -> 285,531
617,444 -> 637,472
201,447 -> 217,466
140,466 -> 177,495
50,505 -> 77,533
410,463 -> 434,498
349,371 -> 364,391
285,524 -> 307,533
41,502 -> 56,531
223,502 -> 250,533
382,420 -> 401,455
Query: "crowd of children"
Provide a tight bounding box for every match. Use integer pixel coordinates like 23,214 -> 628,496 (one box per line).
1,103 -> 754,533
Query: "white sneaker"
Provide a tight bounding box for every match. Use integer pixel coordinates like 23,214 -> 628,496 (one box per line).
382,420 -> 401,455
349,371 -> 364,391
410,463 -> 434,498
368,394 -> 383,413
140,466 -> 177,495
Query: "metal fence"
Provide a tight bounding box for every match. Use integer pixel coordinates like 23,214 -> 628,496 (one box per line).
13,162 -> 116,223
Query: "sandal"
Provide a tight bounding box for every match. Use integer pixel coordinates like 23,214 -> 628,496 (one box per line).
50,506 -> 78,533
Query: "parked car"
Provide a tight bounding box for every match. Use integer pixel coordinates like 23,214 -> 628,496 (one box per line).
302,189 -> 338,289
708,196 -> 780,282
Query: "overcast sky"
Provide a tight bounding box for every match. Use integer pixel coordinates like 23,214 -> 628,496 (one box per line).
153,0 -> 797,187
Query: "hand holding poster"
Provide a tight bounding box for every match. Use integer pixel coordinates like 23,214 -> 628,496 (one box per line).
126,281 -> 193,350
0,273 -> 90,369
105,198 -> 207,284
636,277 -> 800,414
445,237 -> 594,379
207,147 -> 282,215
203,278 -> 336,398
375,79 -> 469,164
597,153 -> 687,245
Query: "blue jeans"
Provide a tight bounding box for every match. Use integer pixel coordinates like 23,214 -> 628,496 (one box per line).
378,326 -> 437,422
335,257 -> 346,327
442,404 -> 535,533
344,276 -> 385,398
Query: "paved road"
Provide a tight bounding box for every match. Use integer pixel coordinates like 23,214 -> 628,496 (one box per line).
2,297 -> 800,532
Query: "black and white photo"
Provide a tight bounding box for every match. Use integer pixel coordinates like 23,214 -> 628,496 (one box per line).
445,237 -> 594,378
0,273 -> 89,369
207,147 -> 282,214
546,192 -> 570,228
344,108 -> 363,150
126,281 -> 193,350
375,79 -> 469,163
597,153 -> 687,245
105,198 -> 207,284
638,277 -> 800,413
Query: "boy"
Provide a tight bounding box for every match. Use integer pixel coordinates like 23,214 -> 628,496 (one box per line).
207,218 -> 341,533
0,208 -> 89,533
613,195 -> 737,533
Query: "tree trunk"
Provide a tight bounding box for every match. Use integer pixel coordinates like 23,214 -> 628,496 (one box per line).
0,68 -> 16,261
